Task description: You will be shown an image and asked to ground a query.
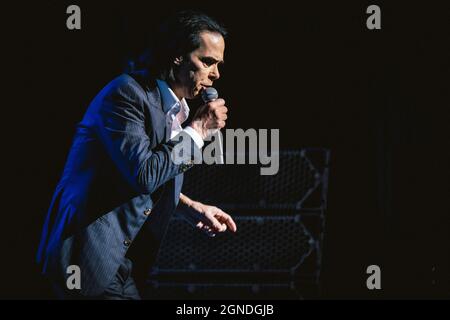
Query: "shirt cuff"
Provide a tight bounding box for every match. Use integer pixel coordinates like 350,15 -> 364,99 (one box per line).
183,126 -> 204,149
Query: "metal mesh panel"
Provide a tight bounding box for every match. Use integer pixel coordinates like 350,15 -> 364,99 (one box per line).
182,150 -> 322,210
153,215 -> 314,273
148,148 -> 330,295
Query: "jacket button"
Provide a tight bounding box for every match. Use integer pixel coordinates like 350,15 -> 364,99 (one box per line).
144,208 -> 152,216
124,239 -> 131,246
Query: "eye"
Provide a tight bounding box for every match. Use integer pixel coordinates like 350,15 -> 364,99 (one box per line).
201,58 -> 216,67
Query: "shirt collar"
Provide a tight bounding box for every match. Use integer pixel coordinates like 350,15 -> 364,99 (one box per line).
156,79 -> 190,115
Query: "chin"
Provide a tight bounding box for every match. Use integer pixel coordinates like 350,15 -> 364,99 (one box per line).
191,88 -> 201,98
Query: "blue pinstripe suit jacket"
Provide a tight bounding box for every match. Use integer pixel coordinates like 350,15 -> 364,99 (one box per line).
36,70 -> 197,297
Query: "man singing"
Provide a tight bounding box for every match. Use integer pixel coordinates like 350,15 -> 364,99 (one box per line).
37,10 -> 236,300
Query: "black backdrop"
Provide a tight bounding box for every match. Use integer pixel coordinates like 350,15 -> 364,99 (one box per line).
2,0 -> 449,298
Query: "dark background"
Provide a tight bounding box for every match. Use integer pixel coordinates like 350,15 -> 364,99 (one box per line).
2,0 -> 449,299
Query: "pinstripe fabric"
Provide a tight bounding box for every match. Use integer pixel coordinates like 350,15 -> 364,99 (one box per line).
37,71 -> 196,297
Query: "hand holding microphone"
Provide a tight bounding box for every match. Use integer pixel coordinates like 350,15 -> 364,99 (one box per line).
189,87 -> 227,163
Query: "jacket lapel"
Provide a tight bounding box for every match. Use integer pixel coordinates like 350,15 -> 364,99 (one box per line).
147,87 -> 167,145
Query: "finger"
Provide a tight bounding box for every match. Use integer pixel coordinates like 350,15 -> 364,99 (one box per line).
214,111 -> 227,121
217,211 -> 237,232
214,107 -> 227,119
206,101 -> 224,114
208,214 -> 227,232
199,213 -> 223,232
217,120 -> 226,129
214,215 -> 228,232
214,105 -> 228,114
216,222 -> 227,232
210,98 -> 225,108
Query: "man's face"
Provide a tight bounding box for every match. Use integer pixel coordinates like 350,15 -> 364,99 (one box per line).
174,31 -> 225,99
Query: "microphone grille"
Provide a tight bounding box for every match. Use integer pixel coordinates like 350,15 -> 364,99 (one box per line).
202,87 -> 219,102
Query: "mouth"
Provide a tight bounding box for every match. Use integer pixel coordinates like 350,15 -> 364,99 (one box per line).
194,84 -> 213,97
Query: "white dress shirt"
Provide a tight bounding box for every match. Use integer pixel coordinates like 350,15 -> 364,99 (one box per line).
156,79 -> 204,149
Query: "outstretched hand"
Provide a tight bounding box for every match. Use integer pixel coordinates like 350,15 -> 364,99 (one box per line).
189,201 -> 237,237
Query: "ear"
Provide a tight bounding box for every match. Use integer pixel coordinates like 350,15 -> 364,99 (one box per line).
173,56 -> 183,66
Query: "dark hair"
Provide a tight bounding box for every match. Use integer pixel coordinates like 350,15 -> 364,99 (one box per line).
140,10 -> 227,80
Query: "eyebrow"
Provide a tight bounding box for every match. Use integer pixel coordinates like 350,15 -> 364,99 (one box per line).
203,56 -> 225,65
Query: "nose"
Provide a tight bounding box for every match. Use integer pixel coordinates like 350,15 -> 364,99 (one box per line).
209,65 -> 220,81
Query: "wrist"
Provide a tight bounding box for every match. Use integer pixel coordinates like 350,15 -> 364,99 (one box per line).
182,197 -> 192,207
185,197 -> 198,208
180,193 -> 193,207
189,121 -> 206,140
190,200 -> 202,211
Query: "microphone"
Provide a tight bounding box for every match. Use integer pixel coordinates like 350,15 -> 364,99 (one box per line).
202,87 -> 224,164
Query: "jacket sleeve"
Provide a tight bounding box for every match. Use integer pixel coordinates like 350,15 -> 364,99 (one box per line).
93,78 -> 199,194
